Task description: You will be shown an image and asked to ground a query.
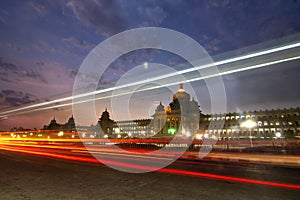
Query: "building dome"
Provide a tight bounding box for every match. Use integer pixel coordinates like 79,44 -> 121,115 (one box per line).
100,108 -> 111,120
173,83 -> 190,101
50,117 -> 57,125
155,102 -> 165,112
67,115 -> 75,126
190,97 -> 200,111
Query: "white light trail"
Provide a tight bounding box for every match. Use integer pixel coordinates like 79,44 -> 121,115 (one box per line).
1,41 -> 300,116
1,54 -> 299,117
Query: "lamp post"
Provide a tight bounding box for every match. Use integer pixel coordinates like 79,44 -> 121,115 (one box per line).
275,132 -> 284,152
241,120 -> 256,148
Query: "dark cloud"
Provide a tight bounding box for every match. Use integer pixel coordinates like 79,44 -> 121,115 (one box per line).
0,89 -> 38,108
29,1 -> 47,16
62,37 -> 94,51
138,6 -> 167,26
179,0 -> 300,54
69,68 -> 78,79
66,0 -> 127,34
0,58 -> 47,84
0,8 -> 8,25
36,61 -> 44,66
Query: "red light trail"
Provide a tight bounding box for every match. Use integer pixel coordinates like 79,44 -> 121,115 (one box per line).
0,144 -> 299,190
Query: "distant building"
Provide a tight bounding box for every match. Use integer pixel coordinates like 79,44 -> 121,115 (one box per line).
92,84 -> 199,138
43,115 -> 76,132
97,84 -> 300,140
98,108 -> 114,136
44,84 -> 300,140
200,108 -> 300,140
94,109 -> 152,138
152,83 -> 200,137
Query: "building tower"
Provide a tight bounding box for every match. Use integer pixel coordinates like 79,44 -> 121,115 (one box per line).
98,108 -> 114,136
152,102 -> 167,135
65,115 -> 76,132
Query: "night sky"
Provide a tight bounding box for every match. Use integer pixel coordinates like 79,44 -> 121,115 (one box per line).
1,0 -> 300,130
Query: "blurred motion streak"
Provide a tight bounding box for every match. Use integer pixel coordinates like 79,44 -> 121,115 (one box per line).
0,141 -> 300,190
1,40 -> 300,117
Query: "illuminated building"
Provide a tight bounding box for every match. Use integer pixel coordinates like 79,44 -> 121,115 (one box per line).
152,83 -> 200,137
95,84 -> 200,138
44,84 -> 300,140
96,109 -> 151,138
201,108 -> 300,140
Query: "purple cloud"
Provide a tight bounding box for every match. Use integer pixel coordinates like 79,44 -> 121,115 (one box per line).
0,58 -> 47,84
0,89 -> 38,109
65,0 -> 127,34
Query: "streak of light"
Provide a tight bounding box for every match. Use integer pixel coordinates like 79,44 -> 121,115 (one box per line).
0,136 -> 183,144
175,159 -> 251,169
0,140 -> 253,169
0,140 -> 173,161
1,145 -> 300,190
2,54 -> 300,117
158,168 -> 300,190
1,41 -> 300,116
0,140 -> 176,158
0,142 -> 181,162
74,150 -> 173,161
0,136 -> 292,146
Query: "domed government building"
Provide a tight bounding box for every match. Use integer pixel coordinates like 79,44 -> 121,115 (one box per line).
44,84 -> 300,140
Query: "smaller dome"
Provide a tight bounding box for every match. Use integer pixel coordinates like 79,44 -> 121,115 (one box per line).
156,102 -> 165,112
50,117 -> 57,124
100,108 -> 111,120
67,115 -> 75,125
190,97 -> 199,110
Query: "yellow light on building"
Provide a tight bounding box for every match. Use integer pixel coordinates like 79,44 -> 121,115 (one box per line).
58,131 -> 64,137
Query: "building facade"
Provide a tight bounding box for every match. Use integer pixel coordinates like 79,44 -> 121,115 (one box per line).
152,83 -> 200,137
200,108 -> 300,140
43,115 -> 76,132
44,84 -> 300,140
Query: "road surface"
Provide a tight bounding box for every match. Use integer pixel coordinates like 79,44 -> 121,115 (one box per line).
0,146 -> 299,200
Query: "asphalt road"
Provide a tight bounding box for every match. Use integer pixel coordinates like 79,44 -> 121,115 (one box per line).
0,150 -> 299,200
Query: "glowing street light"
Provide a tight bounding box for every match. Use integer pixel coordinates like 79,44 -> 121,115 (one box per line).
115,127 -> 120,134
195,133 -> 203,140
241,119 -> 256,148
204,133 -> 209,139
58,131 -> 64,137
275,132 -> 282,138
275,132 -> 284,152
185,130 -> 191,137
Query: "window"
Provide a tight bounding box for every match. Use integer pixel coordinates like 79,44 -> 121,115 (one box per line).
258,121 -> 262,126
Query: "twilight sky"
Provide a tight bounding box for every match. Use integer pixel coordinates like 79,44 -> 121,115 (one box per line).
0,0 -> 300,130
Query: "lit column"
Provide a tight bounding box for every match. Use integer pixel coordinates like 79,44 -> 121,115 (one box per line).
241,120 -> 256,148
275,132 -> 284,151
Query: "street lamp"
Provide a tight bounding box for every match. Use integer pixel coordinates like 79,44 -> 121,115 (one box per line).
195,133 -> 203,140
58,131 -> 64,137
115,128 -> 120,134
241,120 -> 256,148
275,132 -> 281,138
275,132 -> 284,151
